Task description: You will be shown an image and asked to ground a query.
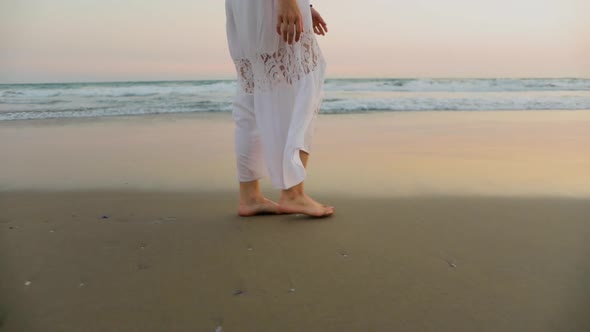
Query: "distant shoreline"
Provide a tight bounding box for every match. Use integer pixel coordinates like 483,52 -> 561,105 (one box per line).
2,76 -> 590,86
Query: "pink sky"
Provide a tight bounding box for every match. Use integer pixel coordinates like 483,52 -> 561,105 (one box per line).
0,0 -> 588,83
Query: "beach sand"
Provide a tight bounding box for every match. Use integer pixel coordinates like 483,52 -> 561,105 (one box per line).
1,110 -> 590,331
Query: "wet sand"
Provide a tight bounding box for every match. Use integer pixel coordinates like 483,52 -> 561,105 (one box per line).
1,110 -> 590,331
1,110 -> 590,197
1,191 -> 590,331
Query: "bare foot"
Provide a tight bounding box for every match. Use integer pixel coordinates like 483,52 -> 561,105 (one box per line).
238,197 -> 281,217
278,193 -> 334,217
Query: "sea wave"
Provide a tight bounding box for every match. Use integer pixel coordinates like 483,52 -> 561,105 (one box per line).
320,95 -> 590,112
1,78 -> 589,121
0,81 -> 236,98
324,78 -> 590,92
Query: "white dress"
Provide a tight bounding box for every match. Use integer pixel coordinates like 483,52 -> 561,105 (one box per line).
225,0 -> 327,189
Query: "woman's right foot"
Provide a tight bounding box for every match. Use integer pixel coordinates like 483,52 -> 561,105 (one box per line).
278,193 -> 334,217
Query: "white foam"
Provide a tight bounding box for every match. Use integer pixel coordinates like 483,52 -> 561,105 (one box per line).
1,79 -> 589,121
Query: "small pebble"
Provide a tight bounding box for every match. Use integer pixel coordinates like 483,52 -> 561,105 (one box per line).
445,259 -> 457,268
24,281 -> 31,286
247,247 -> 253,251
79,282 -> 86,287
233,289 -> 244,296
215,326 -> 223,332
288,288 -> 296,293
49,229 -> 55,233
101,215 -> 110,219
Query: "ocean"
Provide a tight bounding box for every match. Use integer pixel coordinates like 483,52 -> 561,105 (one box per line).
1,78 -> 589,121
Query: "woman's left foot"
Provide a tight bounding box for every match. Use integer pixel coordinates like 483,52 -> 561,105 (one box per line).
238,197 -> 281,217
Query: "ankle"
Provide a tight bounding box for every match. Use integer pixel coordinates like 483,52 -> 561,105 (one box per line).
239,192 -> 265,204
239,180 -> 265,204
281,188 -> 304,200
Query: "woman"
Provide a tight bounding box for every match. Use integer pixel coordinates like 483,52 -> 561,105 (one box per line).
225,0 -> 333,217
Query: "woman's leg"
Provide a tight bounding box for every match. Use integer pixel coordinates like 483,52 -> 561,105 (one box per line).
238,180 -> 280,217
278,150 -> 334,217
232,89 -> 280,216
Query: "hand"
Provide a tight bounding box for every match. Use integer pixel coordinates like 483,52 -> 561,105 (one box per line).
311,7 -> 328,36
276,0 -> 304,44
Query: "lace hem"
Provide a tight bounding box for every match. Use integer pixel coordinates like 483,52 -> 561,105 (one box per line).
233,59 -> 255,94
233,31 -> 323,94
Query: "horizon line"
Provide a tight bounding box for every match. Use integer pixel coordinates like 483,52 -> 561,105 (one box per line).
1,76 -> 589,85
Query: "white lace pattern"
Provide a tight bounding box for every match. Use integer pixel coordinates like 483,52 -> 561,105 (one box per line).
233,31 -> 323,94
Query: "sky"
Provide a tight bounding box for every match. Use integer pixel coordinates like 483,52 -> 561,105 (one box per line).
0,0 -> 588,84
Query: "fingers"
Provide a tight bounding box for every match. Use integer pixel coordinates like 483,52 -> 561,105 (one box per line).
319,17 -> 328,33
320,21 -> 328,33
311,13 -> 328,36
313,22 -> 326,35
288,20 -> 295,44
296,19 -> 303,43
276,15 -> 303,44
313,24 -> 320,35
276,16 -> 282,36
313,24 -> 322,35
284,20 -> 300,44
283,21 -> 289,44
